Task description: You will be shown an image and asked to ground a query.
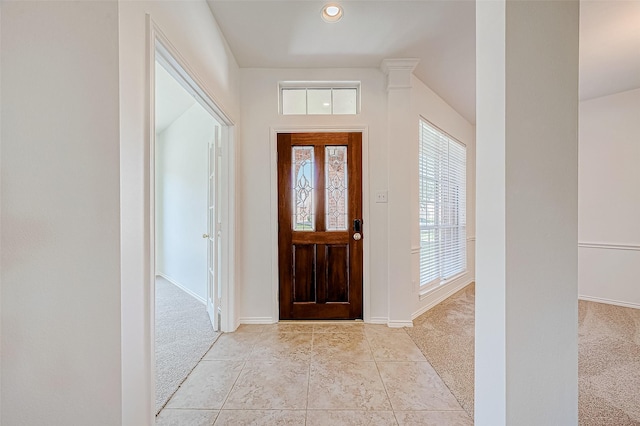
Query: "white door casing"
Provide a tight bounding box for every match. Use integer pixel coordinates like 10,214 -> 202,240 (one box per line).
207,127 -> 222,331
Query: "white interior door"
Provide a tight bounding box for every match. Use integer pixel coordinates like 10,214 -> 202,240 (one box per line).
206,126 -> 221,331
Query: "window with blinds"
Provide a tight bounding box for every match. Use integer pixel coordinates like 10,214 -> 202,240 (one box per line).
418,119 -> 467,289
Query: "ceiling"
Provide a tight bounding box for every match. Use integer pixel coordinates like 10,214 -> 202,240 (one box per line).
207,0 -> 640,125
579,1 -> 640,101
208,0 -> 476,122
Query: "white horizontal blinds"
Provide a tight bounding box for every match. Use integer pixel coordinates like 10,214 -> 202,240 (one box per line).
442,139 -> 466,278
419,122 -> 445,286
419,120 -> 466,288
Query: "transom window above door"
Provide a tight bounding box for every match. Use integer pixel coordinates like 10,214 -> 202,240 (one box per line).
279,82 -> 360,115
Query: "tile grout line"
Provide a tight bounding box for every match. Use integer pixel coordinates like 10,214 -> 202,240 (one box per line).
216,327 -> 266,415
163,324 -> 470,424
157,332 -> 223,416
304,330 -> 315,425
366,330 -> 399,424
217,358 -> 248,412
211,408 -> 221,425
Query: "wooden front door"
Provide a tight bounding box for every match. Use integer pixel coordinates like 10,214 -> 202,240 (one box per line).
277,132 -> 363,320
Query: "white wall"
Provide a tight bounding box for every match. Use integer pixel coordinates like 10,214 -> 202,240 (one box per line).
156,103 -> 215,302
476,2 -> 579,423
578,88 -> 640,307
410,75 -> 476,318
238,68 -> 388,323
237,67 -> 476,326
0,0 -> 4,406
1,2 -> 122,424
118,2 -> 240,424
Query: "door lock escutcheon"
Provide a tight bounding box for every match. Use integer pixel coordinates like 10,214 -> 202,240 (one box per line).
353,219 -> 362,240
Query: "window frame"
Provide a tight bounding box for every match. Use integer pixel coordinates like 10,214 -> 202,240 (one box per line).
279,81 -> 361,115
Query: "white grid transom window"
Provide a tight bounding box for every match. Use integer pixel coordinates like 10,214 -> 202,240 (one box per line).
280,82 -> 359,115
418,119 -> 467,289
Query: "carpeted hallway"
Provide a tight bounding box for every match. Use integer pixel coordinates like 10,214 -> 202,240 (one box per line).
155,277 -> 221,413
406,283 -> 640,425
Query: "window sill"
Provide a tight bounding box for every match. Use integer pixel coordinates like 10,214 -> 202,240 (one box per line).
419,270 -> 467,300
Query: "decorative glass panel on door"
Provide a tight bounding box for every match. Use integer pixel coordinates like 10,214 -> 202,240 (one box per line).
325,146 -> 348,231
292,146 -> 315,231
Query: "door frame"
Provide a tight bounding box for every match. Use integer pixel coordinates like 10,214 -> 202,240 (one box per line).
150,21 -> 237,331
151,24 -> 236,332
147,19 -> 238,418
269,126 -> 371,323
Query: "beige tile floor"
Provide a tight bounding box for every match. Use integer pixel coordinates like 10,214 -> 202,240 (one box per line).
156,323 -> 472,426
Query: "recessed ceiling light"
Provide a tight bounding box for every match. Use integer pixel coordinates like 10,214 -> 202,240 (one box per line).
322,3 -> 343,23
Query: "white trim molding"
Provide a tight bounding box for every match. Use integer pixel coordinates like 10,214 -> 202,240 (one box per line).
368,317 -> 389,325
579,295 -> 640,310
238,317 -> 277,325
578,242 -> 640,252
388,320 -> 414,328
414,278 -> 474,320
380,58 -> 420,90
419,271 -> 467,300
269,125 -> 372,323
151,19 -> 238,335
156,273 -> 206,305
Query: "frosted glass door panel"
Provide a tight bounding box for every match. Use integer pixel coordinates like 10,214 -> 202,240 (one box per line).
325,146 -> 348,231
292,146 -> 315,231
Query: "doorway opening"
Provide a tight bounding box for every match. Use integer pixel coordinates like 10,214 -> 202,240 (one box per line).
151,37 -> 235,413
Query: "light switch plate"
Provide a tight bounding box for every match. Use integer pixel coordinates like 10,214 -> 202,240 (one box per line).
375,190 -> 388,203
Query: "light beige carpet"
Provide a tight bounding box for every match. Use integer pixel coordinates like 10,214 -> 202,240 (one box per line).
406,283 -> 640,425
406,284 -> 475,416
579,299 -> 640,425
155,277 -> 220,413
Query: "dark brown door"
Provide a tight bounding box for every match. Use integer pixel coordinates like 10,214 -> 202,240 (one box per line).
278,132 -> 363,320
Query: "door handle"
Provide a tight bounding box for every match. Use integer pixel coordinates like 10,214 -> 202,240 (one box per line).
202,234 -> 209,239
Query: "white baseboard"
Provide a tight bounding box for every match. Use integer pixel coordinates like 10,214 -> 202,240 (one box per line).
156,273 -> 206,305
413,278 -> 473,320
579,295 -> 640,310
238,317 -> 275,324
239,316 -> 407,326
387,320 -> 414,328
